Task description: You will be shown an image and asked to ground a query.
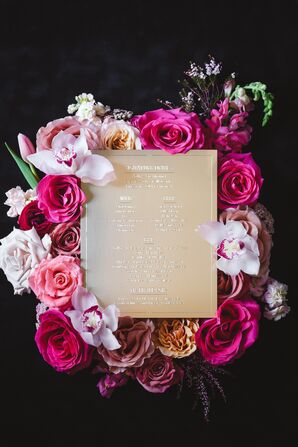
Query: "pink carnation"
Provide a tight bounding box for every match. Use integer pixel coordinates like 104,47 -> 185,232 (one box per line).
29,255 -> 83,309
132,108 -> 205,154
35,309 -> 93,373
196,298 -> 260,366
36,116 -> 101,151
218,153 -> 263,209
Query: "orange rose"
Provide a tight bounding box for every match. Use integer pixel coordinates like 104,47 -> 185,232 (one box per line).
154,319 -> 199,358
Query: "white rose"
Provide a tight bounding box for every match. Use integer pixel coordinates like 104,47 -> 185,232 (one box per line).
101,117 -> 142,150
0,227 -> 51,295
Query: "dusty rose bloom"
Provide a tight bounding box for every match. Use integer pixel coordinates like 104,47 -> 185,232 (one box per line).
50,222 -> 80,257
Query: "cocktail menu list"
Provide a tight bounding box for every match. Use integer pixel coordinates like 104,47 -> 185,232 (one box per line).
81,150 -> 217,317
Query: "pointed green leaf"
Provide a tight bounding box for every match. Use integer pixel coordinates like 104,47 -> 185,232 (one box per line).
5,143 -> 39,189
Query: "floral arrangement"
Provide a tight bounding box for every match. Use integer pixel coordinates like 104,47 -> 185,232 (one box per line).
1,57 -> 289,420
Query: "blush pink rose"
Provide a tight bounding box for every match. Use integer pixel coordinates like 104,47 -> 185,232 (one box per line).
132,108 -> 205,153
98,317 -> 155,372
196,298 -> 260,366
37,175 -> 85,223
220,207 -> 272,296
29,255 -> 82,309
50,222 -> 80,257
136,350 -> 183,394
36,116 -> 101,151
35,309 -> 93,373
218,153 -> 263,209
217,270 -> 250,304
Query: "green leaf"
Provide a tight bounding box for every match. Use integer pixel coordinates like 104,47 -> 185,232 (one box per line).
5,143 -> 39,189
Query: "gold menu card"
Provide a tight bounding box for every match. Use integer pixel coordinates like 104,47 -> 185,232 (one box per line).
81,150 -> 217,318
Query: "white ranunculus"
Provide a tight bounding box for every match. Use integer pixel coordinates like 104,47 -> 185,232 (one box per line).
0,227 -> 51,295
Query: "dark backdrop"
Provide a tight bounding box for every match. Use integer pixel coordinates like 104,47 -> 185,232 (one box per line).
0,1 -> 297,445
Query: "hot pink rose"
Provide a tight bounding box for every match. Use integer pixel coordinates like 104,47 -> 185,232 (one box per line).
29,255 -> 82,309
220,207 -> 272,296
196,298 -> 260,366
217,270 -> 250,304
206,98 -> 252,155
35,309 -> 93,373
98,317 -> 155,372
18,200 -> 54,238
218,153 -> 263,209
36,116 -> 101,151
37,175 -> 85,223
132,108 -> 205,154
136,350 -> 183,393
50,222 -> 80,257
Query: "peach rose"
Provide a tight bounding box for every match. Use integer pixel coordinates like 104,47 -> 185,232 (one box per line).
98,317 -> 154,373
219,206 -> 272,297
29,255 -> 82,309
36,116 -> 101,151
100,117 -> 141,150
154,319 -> 199,358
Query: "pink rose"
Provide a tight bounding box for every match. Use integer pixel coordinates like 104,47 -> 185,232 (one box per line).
29,255 -> 82,309
132,108 -> 205,154
196,298 -> 260,365
205,98 -> 252,155
18,200 -> 54,238
218,153 -> 263,209
97,372 -> 129,398
217,270 -> 250,304
98,317 -> 155,372
136,351 -> 183,393
37,175 -> 85,223
220,207 -> 272,296
35,309 -> 93,373
50,222 -> 80,257
36,116 -> 101,151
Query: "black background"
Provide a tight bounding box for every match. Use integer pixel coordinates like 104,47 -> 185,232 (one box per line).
0,0 -> 297,445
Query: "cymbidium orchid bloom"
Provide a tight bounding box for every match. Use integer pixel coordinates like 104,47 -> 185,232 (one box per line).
198,220 -> 260,276
65,286 -> 120,350
27,129 -> 116,186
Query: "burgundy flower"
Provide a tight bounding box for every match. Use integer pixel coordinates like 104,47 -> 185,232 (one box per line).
18,200 -> 53,237
97,372 -> 129,398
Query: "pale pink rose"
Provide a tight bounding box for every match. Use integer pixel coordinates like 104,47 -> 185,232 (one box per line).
219,207 -> 272,296
36,116 -> 101,151
29,255 -> 82,309
98,317 -> 155,373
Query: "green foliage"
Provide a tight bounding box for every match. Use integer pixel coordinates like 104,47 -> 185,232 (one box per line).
4,143 -> 39,189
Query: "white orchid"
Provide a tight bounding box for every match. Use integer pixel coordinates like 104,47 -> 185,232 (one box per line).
198,220 -> 260,276
65,286 -> 120,350
27,129 -> 116,187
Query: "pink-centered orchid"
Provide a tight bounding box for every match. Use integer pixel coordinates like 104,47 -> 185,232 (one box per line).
65,286 -> 120,350
198,220 -> 260,276
27,130 -> 116,186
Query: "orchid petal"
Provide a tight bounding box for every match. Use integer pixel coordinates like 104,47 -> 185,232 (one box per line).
64,310 -> 84,333
102,304 -> 120,332
52,131 -> 76,149
74,130 -> 90,158
217,257 -> 241,276
75,154 -> 116,186
226,220 -> 247,239
100,327 -> 121,350
72,286 -> 98,312
239,252 -> 260,275
242,235 -> 260,255
27,151 -> 72,175
80,331 -> 95,346
198,221 -> 227,246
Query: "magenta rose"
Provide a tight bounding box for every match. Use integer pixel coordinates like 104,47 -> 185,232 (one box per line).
196,298 -> 260,366
37,175 -> 85,223
132,108 -> 205,154
50,222 -> 80,257
18,200 -> 53,237
98,317 -> 155,372
29,255 -> 83,309
36,116 -> 101,151
97,372 -> 129,398
35,309 -> 93,373
136,350 -> 183,393
218,153 -> 263,209
217,270 -> 250,304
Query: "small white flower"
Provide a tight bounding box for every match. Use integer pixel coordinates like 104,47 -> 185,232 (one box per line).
36,302 -> 49,329
262,278 -> 290,321
198,220 -> 260,276
4,186 -> 37,217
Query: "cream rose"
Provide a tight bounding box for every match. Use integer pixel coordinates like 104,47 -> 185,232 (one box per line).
0,227 -> 51,295
100,118 -> 141,150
